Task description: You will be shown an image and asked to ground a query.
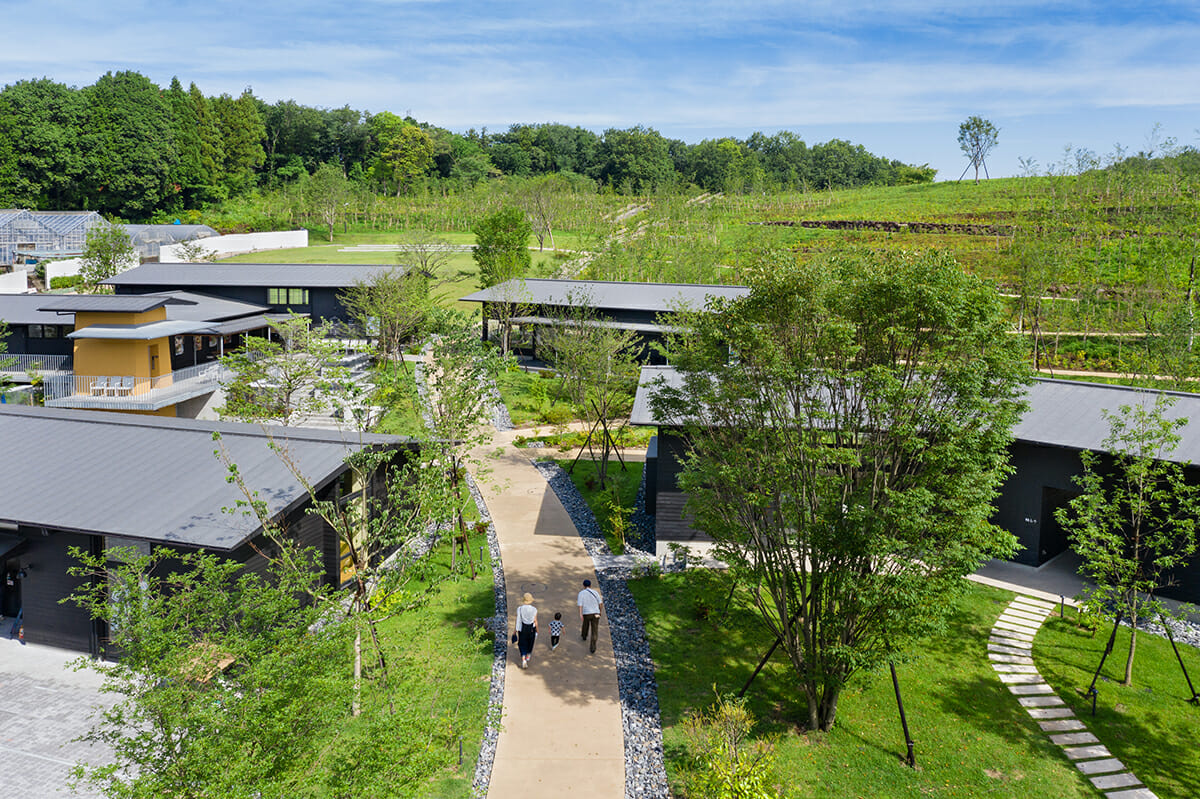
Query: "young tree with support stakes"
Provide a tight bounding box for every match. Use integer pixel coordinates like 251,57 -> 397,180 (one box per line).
1056,395 -> 1200,686
651,248 -> 1028,732
957,116 -> 998,184
217,435 -> 455,717
542,291 -> 640,488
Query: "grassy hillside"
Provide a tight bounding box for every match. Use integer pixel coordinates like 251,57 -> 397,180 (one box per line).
210,169 -> 1200,380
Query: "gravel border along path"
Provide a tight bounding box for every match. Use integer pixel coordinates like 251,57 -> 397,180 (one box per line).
467,472 -> 507,799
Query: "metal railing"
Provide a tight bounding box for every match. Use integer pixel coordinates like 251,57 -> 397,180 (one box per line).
43,361 -> 225,410
0,353 -> 71,376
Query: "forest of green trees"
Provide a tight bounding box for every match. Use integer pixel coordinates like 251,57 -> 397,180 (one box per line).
0,71 -> 937,221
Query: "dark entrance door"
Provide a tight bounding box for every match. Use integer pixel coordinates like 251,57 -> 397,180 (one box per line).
1,559 -> 21,619
1039,487 -> 1080,565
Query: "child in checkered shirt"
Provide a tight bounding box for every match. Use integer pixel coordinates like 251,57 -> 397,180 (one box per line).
550,612 -> 563,649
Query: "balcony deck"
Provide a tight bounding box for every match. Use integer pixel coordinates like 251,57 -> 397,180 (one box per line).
43,362 -> 224,411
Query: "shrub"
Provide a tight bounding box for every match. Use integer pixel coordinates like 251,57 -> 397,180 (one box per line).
50,274 -> 84,290
680,694 -> 780,799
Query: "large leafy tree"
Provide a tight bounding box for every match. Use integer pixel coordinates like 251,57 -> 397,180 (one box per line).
473,206 -> 531,288
0,78 -> 86,208
1056,396 -> 1200,686
598,126 -> 676,194
79,219 -> 136,290
67,545 -> 351,797
79,71 -> 177,218
164,78 -> 225,208
212,89 -> 266,196
472,207 -> 532,354
651,249 -> 1028,731
380,124 -> 434,196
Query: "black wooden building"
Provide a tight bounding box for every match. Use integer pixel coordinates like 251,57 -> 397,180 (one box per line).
0,406 -> 410,653
104,263 -> 404,330
632,369 -> 1200,604
460,278 -> 749,364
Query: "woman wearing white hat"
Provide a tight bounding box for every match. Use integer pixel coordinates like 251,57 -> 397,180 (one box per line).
514,592 -> 538,668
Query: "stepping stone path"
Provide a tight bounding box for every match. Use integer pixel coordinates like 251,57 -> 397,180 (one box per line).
989,595 -> 1158,798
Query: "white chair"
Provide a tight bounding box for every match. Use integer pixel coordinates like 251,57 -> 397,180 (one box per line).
90,377 -> 109,396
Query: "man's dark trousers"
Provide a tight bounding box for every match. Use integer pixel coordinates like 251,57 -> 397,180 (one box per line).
581,613 -> 600,653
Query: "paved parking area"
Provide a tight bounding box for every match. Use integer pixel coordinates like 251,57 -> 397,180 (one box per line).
0,637 -> 113,799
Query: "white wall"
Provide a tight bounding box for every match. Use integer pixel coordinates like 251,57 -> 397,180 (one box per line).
159,229 -> 308,262
44,255 -> 138,284
0,270 -> 29,293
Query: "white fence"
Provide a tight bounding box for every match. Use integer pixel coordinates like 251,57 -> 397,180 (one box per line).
159,230 -> 309,262
0,353 -> 70,378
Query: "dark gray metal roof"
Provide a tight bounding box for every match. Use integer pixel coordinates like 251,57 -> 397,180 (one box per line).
1015,379 -> 1200,463
0,406 -> 407,550
207,314 -> 280,336
39,295 -> 188,314
5,291 -> 266,329
632,368 -> 1200,465
104,263 -> 404,288
460,278 -> 750,313
0,294 -> 64,325
155,291 -> 269,322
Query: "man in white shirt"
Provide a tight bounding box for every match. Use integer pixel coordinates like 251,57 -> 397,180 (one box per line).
577,579 -> 603,654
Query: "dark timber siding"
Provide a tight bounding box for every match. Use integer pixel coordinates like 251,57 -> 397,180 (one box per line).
992,442 -> 1085,566
17,527 -> 100,652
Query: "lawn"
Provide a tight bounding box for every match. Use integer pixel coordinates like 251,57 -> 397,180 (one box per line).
628,573 -> 1096,798
1033,611 -> 1200,797
493,365 -> 577,427
220,229 -> 577,313
372,360 -> 428,438
315,539 -> 495,798
555,457 -> 643,554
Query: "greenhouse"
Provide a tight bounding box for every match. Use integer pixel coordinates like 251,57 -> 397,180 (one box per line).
0,210 -> 104,268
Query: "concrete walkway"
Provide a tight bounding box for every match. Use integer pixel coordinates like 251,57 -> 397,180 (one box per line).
0,638 -> 111,799
472,429 -> 625,799
988,595 -> 1158,799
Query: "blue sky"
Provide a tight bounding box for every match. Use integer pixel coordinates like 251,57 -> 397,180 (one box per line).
3,0 -> 1199,180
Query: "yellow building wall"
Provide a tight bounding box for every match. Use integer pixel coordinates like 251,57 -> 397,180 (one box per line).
72,308 -> 171,380
116,406 -> 177,418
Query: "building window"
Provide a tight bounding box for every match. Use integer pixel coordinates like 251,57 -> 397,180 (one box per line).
268,288 -> 309,306
28,324 -> 63,339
